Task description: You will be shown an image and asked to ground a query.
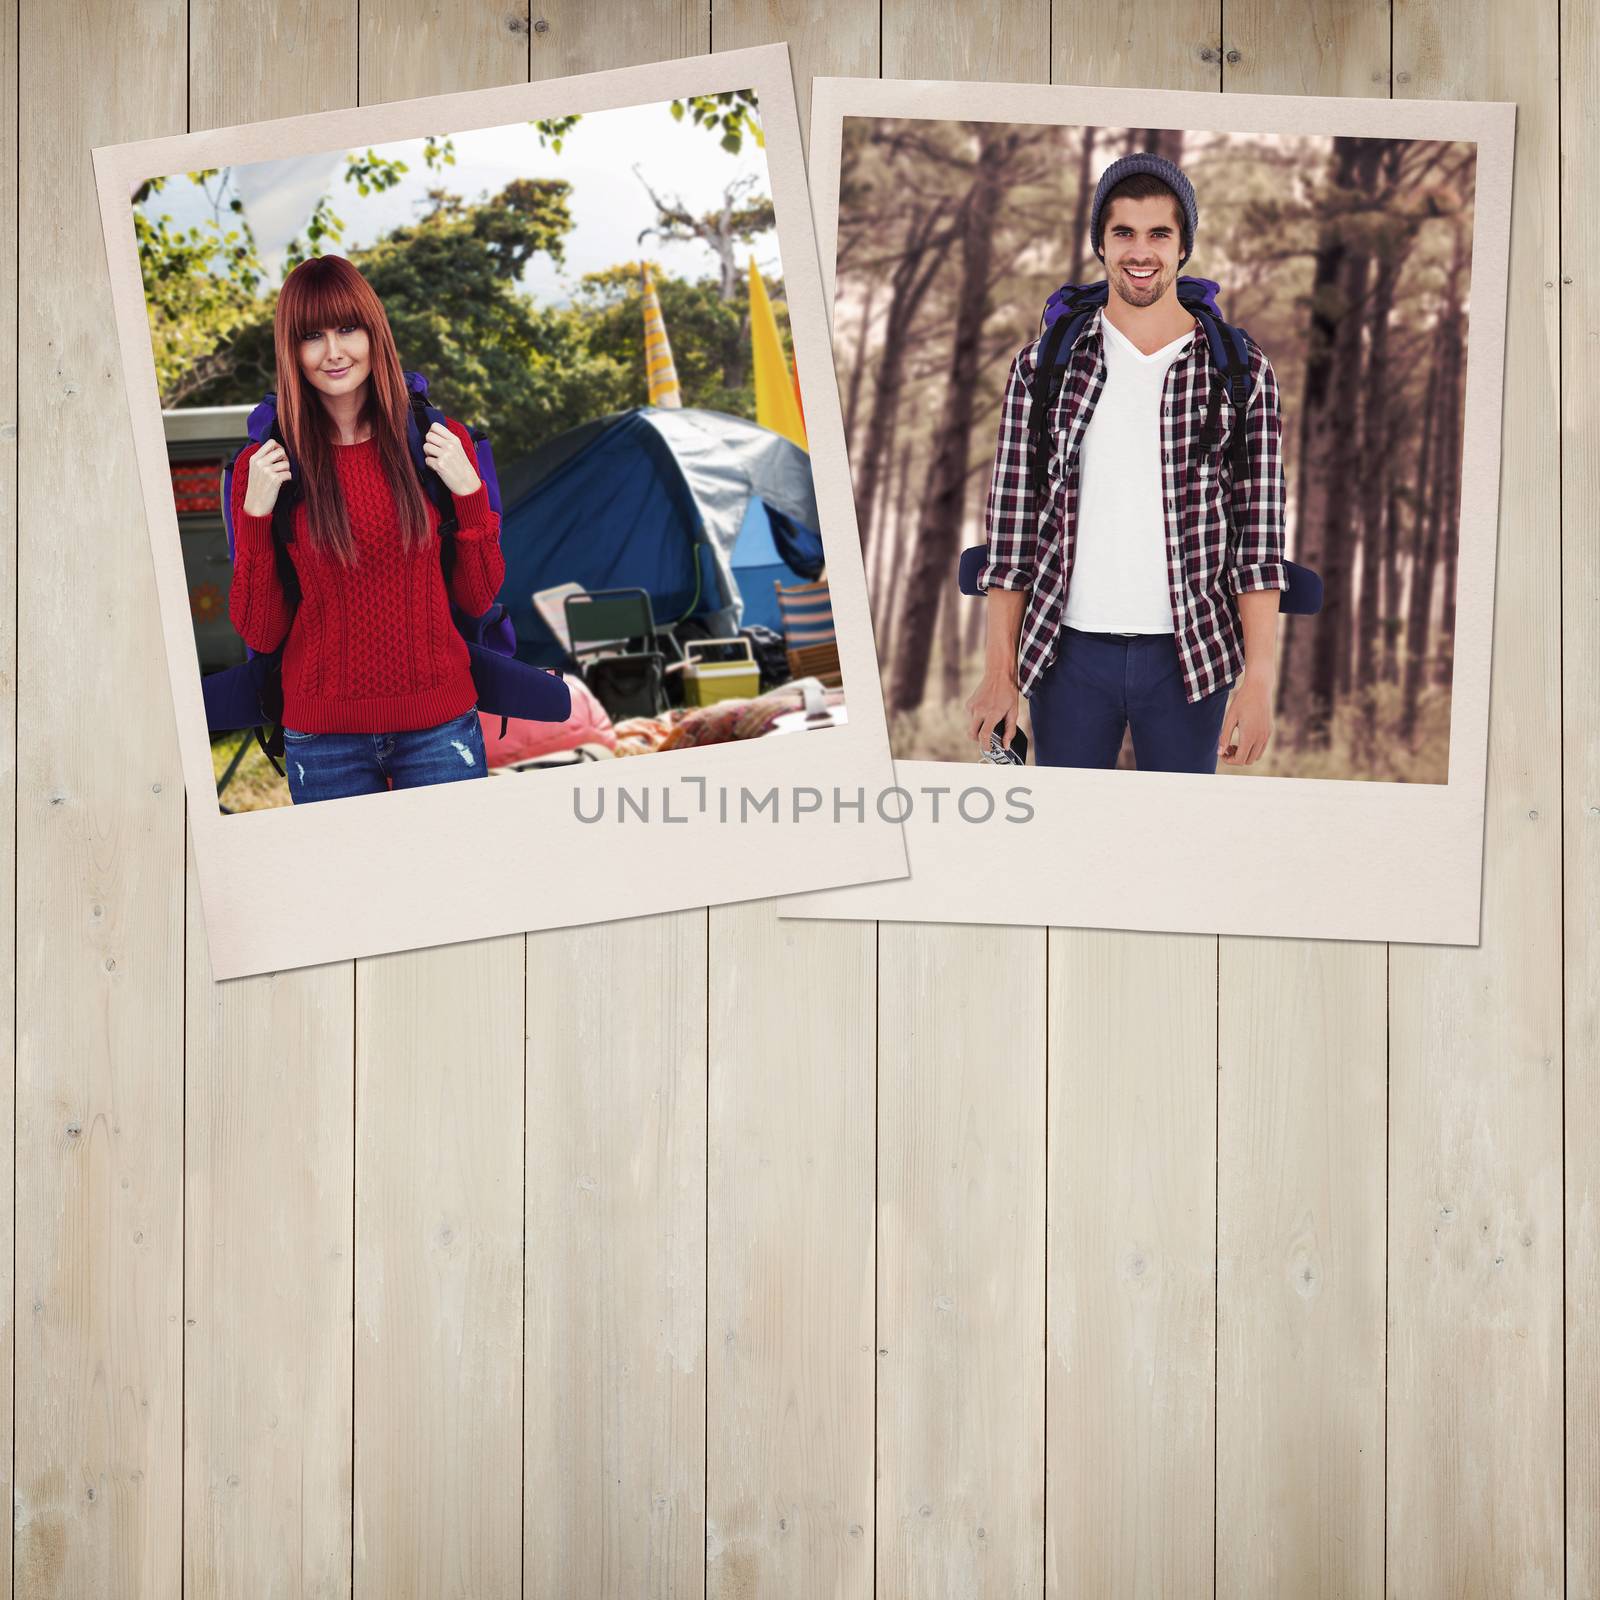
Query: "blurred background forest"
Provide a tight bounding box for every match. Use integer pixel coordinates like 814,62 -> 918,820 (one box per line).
836,118 -> 1477,782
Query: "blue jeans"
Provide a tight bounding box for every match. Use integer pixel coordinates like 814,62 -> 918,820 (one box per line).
1029,627 -> 1231,773
281,706 -> 489,804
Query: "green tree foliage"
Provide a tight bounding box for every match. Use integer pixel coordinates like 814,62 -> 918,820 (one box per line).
180,177 -> 637,463
135,169 -> 267,405
138,139 -> 457,404
536,90 -> 763,157
574,260 -> 792,417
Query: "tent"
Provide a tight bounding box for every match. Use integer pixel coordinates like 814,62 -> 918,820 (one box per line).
494,406 -> 824,667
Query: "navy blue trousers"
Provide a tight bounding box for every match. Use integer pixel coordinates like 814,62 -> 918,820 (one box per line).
1028,626 -> 1231,773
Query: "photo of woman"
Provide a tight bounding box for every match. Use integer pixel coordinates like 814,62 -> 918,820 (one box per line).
226,253 -> 506,804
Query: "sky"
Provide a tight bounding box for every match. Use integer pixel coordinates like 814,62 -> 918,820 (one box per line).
144,97 -> 785,308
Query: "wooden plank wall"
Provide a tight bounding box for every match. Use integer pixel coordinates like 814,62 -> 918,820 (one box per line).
2,0 -> 1587,1592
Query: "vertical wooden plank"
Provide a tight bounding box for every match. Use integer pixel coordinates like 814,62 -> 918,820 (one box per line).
524,912 -> 708,1598
702,8 -> 879,1595
1217,940 -> 1386,1594
350,4 -> 528,1596
1213,8 -> 1392,1597
1038,5 -> 1224,1592
182,6 -> 361,1597
876,926 -> 1046,1598
354,941 -> 524,1596
1389,0 -> 1566,1592
1561,0 -> 1600,1587
867,11 -> 1052,1599
1048,930 -> 1216,1592
13,0 -> 188,1590
517,14 -> 714,1600
1565,0 -> 1600,1588
0,0 -> 17,1586
704,903 -> 876,1599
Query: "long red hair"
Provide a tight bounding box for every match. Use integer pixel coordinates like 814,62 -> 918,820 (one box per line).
271,255 -> 432,566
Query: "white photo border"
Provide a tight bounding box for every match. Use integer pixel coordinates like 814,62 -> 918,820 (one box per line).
93,45 -> 908,980
779,76 -> 1516,946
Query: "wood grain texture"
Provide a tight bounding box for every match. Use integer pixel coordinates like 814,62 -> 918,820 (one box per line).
1563,0 -> 1598,1590
1038,3 -> 1231,1593
872,11 -> 1054,1600
706,900 -> 876,1599
13,0 -> 188,1592
701,9 -> 878,1599
1388,0 -> 1567,1594
354,937 -> 525,1597
0,0 -> 16,1586
184,844 -> 356,1599
351,6 -> 529,1598
514,12 -> 719,1600
525,911 -> 708,1599
877,924 -> 1046,1599
2,0 -> 1588,1596
1047,928 -> 1216,1594
714,1 -> 877,145
1214,5 -> 1392,1596
183,6 -> 362,1597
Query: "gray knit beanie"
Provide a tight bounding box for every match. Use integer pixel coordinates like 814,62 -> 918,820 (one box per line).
1089,153 -> 1199,266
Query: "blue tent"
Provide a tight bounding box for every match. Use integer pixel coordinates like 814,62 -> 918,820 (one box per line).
494,406 -> 824,668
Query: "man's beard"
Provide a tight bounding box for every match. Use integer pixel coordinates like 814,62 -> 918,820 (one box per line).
1110,260 -> 1172,306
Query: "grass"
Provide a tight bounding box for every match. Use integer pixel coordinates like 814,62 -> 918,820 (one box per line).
211,729 -> 292,813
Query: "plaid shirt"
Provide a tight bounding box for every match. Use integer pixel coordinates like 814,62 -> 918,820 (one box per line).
978,303 -> 1289,704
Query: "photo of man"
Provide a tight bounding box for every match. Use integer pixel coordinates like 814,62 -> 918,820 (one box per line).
834,118 -> 1476,785
967,153 -> 1290,773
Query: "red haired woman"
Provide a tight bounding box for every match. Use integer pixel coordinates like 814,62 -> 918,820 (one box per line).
227,254 -> 506,804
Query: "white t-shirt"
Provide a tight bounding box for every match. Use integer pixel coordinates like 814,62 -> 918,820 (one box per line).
1061,314 -> 1196,634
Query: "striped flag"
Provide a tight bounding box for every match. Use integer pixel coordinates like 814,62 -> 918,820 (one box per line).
640,262 -> 683,408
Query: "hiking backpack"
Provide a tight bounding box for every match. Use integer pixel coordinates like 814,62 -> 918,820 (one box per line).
957,276 -> 1322,614
202,370 -> 571,772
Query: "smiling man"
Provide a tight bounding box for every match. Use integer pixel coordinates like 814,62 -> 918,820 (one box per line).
966,152 -> 1290,772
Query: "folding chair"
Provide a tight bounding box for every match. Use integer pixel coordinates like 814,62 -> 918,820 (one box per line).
563,587 -> 672,720
773,574 -> 842,689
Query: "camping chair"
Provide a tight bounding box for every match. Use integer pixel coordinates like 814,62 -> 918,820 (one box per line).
563,587 -> 672,720
773,574 -> 842,689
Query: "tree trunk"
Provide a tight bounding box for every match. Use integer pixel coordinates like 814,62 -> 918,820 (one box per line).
1401,240 -> 1464,745
875,441 -> 913,667
842,274 -> 877,461
1278,140 -> 1356,734
1430,238 -> 1467,695
1069,127 -> 1095,281
890,139 -> 1004,715
1381,477 -> 1402,684
851,203 -> 955,567
941,548 -> 964,703
1355,147 -> 1400,696
1294,138 -> 1365,747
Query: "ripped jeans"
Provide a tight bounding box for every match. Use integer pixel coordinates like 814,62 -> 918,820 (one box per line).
280,705 -> 488,804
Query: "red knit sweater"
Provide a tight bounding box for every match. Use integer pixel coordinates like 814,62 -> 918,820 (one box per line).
227,416 -> 507,734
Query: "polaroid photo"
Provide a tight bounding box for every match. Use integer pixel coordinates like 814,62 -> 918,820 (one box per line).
780,76 -> 1515,945
93,44 -> 907,981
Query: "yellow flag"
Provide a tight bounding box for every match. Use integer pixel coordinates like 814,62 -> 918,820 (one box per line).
640,262 -> 683,408
748,256 -> 807,450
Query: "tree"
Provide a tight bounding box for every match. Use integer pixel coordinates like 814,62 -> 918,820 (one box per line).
631,168 -> 776,304
890,125 -> 1009,715
178,178 -> 632,463
574,259 -> 789,414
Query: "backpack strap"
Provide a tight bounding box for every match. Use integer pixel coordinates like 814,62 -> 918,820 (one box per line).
1185,300 -> 1256,486
1025,290 -> 1105,509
